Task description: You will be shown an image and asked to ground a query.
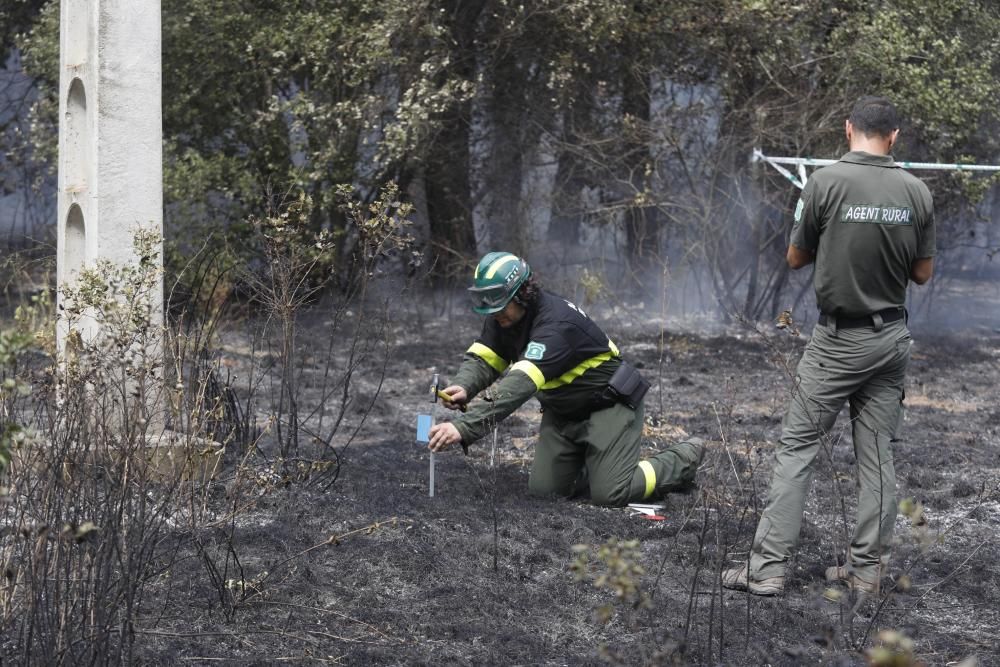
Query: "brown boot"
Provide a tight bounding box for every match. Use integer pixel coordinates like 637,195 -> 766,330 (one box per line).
824,564 -> 879,595
722,563 -> 785,596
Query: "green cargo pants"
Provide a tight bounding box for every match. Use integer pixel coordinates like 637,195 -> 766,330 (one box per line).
527,401 -> 703,507
749,318 -> 911,583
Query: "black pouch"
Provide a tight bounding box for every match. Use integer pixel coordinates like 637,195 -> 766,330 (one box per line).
606,361 -> 650,410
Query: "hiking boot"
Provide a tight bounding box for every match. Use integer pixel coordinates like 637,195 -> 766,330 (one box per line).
825,564 -> 879,595
721,564 -> 785,596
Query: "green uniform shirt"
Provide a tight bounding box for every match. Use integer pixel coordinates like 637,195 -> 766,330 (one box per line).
790,151 -> 936,317
450,291 -> 621,445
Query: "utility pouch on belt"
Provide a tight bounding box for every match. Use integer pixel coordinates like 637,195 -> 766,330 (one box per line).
606,361 -> 649,410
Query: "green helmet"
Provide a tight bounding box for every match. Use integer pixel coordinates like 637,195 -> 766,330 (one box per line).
468,251 -> 531,314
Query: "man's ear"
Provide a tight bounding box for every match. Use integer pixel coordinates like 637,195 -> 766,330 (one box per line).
888,128 -> 900,150
845,119 -> 853,144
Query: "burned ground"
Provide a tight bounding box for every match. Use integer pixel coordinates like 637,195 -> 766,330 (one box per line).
117,305 -> 1000,666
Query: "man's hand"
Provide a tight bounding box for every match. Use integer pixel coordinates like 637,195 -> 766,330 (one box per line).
428,422 -> 463,452
439,385 -> 468,411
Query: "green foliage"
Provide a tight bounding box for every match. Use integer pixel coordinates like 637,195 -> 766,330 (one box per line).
336,181 -> 416,264
17,1 -> 468,257
242,191 -> 335,318
570,537 -> 650,624
12,1 -> 59,174
0,329 -> 32,369
157,0 -> 476,231
0,0 -> 46,55
0,274 -> 51,477
577,268 -> 608,307
652,0 -> 1000,162
0,328 -> 32,474
898,496 -> 936,551
13,286 -> 54,354
60,227 -> 163,344
12,0 -> 1000,296
2,231 -> 206,663
832,0 -> 1000,156
865,629 -> 917,667
18,0 -> 1000,199
255,193 -> 332,264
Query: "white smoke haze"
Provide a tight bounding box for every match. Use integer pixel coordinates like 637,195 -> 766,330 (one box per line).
501,70 -> 1000,336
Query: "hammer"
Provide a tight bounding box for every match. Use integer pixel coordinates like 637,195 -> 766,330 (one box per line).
431,375 -> 467,412
431,373 -> 468,455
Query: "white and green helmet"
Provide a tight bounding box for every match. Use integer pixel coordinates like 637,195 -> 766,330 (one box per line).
469,251 -> 531,314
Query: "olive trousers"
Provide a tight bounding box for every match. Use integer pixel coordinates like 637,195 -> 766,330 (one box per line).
528,401 -> 703,507
749,319 -> 911,583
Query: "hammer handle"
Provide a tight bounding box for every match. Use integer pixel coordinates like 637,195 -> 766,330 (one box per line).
435,388 -> 468,412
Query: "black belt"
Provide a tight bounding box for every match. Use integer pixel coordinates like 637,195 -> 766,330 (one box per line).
818,308 -> 905,329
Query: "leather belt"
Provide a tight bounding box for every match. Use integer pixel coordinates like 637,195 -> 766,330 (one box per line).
818,308 -> 905,329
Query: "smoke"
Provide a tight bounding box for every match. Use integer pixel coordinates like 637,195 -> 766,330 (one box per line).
908,264 -> 1000,336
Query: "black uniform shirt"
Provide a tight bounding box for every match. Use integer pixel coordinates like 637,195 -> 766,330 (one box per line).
450,290 -> 621,443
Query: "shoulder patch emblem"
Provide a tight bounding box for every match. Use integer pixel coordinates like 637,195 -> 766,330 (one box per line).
525,342 -> 546,361
793,198 -> 804,224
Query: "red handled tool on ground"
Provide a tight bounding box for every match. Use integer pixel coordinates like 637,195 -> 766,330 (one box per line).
628,503 -> 666,521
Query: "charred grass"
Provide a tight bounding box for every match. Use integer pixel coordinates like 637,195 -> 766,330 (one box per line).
121,316 -> 1000,664
1,262 -> 997,664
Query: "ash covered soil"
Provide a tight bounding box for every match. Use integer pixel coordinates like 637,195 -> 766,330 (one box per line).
139,309 -> 1000,666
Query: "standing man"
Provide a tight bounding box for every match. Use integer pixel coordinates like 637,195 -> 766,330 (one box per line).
723,96 -> 935,596
427,251 -> 703,507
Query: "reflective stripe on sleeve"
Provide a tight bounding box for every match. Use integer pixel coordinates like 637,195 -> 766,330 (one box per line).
540,339 -> 621,391
468,343 -> 509,373
638,460 -> 656,499
510,360 -> 545,390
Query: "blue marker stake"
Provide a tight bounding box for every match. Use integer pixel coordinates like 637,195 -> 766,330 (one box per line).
416,414 -> 432,443
416,413 -> 435,497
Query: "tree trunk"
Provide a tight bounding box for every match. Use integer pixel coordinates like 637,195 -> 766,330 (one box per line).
468,24 -> 495,256
520,115 -> 562,265
621,68 -> 657,269
468,9 -> 528,256
407,167 -> 431,255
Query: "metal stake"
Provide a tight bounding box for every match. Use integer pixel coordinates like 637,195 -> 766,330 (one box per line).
429,373 -> 440,497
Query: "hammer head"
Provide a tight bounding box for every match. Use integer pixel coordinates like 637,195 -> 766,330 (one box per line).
430,372 -> 440,403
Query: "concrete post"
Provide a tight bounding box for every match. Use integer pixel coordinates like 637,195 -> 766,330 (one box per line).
57,0 -> 163,350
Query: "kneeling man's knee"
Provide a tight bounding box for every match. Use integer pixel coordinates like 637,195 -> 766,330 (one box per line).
589,482 -> 630,508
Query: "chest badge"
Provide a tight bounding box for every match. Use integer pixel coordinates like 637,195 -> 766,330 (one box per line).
525,342 -> 546,360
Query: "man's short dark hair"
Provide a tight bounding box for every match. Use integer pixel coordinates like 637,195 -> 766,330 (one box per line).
849,96 -> 899,138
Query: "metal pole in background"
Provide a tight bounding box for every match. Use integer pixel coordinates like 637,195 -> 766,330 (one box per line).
752,148 -> 1000,190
